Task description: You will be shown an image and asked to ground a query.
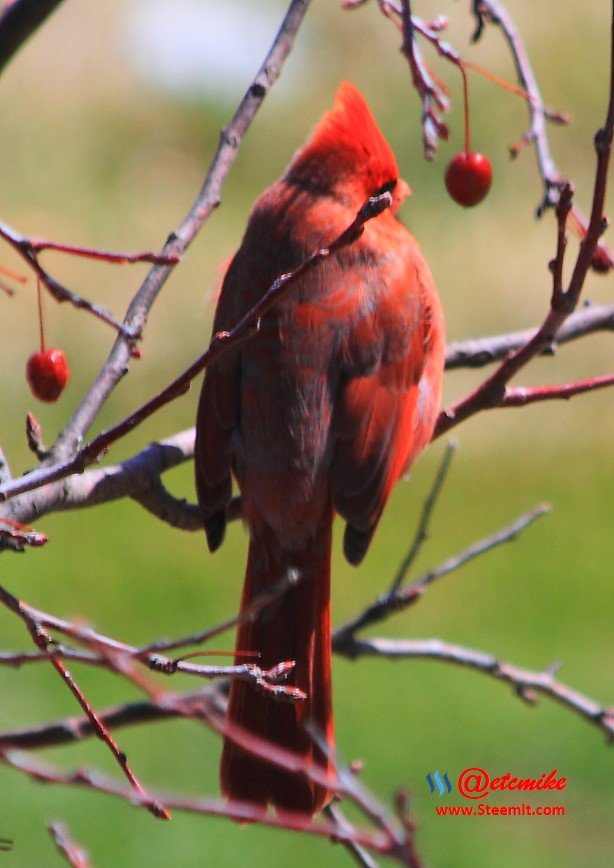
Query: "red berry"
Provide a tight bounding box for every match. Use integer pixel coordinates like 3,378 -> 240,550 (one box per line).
445,151 -> 492,207
26,348 -> 69,402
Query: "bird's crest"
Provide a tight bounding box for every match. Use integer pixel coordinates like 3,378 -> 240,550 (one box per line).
287,82 -> 408,207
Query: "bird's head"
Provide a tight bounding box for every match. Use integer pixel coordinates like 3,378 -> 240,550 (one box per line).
286,82 -> 410,212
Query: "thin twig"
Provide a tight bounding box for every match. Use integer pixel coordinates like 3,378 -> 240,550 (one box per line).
0,750 -> 403,861
0,221 -> 138,337
30,238 -> 179,265
0,585 -> 305,699
0,689 -> 219,750
444,302 -> 614,369
388,441 -> 457,594
306,723 -> 420,867
398,0 -> 449,158
50,0 -> 315,463
471,0 -> 613,269
0,584 -> 170,820
324,803 -> 381,868
337,637 -> 614,741
334,505 -> 549,644
0,220 -> 180,335
502,373 -> 614,407
435,31 -> 614,440
0,0 -> 66,74
140,568 -> 301,656
48,821 -> 91,868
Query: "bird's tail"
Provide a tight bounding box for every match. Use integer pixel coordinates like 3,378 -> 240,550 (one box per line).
220,511 -> 334,815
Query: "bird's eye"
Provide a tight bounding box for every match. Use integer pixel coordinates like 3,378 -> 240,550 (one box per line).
373,179 -> 397,196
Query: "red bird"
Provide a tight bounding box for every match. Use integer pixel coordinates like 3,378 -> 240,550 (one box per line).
195,82 -> 445,815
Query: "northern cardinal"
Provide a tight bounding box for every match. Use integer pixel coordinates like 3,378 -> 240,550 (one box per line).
195,82 -> 445,815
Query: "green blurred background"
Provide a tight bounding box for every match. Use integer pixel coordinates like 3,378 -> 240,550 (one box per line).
0,1 -> 612,865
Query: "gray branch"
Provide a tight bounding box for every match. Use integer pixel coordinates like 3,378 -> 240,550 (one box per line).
0,0 -> 66,75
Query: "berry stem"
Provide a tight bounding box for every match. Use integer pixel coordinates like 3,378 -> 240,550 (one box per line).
0,263 -> 27,283
36,278 -> 46,352
464,60 -> 531,102
460,62 -> 471,154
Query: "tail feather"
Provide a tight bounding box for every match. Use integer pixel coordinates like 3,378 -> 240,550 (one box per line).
220,512 -> 334,815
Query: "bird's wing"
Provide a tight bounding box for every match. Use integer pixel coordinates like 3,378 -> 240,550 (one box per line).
330,249 -> 439,564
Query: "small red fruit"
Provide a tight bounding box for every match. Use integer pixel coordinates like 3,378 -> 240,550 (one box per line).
445,151 -> 493,207
26,348 -> 69,402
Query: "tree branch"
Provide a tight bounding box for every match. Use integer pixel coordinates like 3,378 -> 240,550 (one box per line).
0,689 -> 222,750
47,821 -> 91,868
0,0 -> 66,74
388,440 -> 456,594
0,221 -> 178,337
0,429 -> 197,527
398,0 -> 449,158
337,636 -> 614,741
444,302 -> 614,369
334,504 -> 549,644
47,0 -> 313,464
0,583 -> 171,819
502,373 -> 614,407
471,0 -> 613,270
435,32 -> 614,439
0,749 -> 411,863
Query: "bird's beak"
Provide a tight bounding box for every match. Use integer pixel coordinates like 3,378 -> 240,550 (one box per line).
396,177 -> 411,203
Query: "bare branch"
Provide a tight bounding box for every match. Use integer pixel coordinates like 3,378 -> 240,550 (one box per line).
334,505 -> 549,645
305,723 -> 419,867
338,636 -> 614,741
29,238 -> 179,265
398,0 -> 449,158
48,821 -> 91,868
0,583 -> 305,699
0,221 -> 138,337
502,373 -> 614,407
444,302 -> 614,369
0,689 -> 220,750
1,429 -> 196,527
0,0 -> 66,74
324,803 -> 381,868
472,0 -> 560,204
130,484 -> 202,532
50,0 -> 315,462
388,440 -> 456,594
436,41 -> 614,440
472,0 -> 613,269
0,221 -> 179,337
0,750 -> 405,861
0,583 -> 170,820
140,568 -> 301,657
